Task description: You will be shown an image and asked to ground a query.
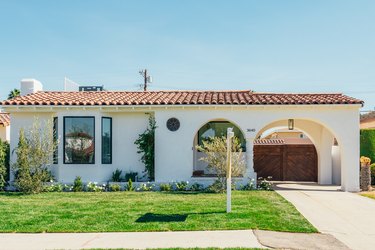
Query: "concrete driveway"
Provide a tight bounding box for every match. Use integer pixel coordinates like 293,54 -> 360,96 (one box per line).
275,182 -> 375,250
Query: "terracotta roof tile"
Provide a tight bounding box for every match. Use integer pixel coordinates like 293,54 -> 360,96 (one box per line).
0,90 -> 363,106
0,113 -> 10,126
254,138 -> 313,145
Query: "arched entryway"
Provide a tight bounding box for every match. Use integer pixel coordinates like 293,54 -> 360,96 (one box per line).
254,119 -> 341,185
192,120 -> 246,177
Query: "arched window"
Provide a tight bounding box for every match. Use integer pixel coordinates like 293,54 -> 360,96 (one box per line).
197,121 -> 246,151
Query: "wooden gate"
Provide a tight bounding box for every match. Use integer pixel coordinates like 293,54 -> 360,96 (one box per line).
254,143 -> 317,181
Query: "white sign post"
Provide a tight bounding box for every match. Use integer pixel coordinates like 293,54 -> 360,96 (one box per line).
226,127 -> 234,213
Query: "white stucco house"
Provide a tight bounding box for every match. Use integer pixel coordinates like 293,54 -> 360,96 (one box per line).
0,79 -> 363,191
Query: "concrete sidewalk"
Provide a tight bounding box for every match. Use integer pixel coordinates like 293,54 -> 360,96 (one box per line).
275,182 -> 375,250
0,230 -> 264,250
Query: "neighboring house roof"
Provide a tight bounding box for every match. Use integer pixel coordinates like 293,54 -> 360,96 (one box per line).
0,90 -> 363,106
254,138 -> 313,145
0,113 -> 10,126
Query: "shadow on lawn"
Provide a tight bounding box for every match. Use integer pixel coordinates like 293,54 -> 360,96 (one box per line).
0,192 -> 25,197
136,211 -> 225,223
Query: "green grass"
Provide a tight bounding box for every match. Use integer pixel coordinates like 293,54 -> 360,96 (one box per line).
0,191 -> 316,233
361,191 -> 375,200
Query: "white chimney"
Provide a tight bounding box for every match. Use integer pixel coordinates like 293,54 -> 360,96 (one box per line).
20,79 -> 43,95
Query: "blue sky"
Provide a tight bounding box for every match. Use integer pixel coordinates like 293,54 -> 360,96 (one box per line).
0,0 -> 374,110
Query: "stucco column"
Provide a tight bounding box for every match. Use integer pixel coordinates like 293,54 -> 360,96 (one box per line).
318,127 -> 334,185
245,138 -> 256,180
340,137 -> 360,192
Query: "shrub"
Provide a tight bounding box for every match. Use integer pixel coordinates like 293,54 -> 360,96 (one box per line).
125,179 -> 135,191
63,184 -> 73,192
73,176 -> 83,192
159,183 -> 172,191
206,179 -> 226,193
360,156 -> 371,166
111,169 -> 122,182
134,115 -> 156,181
241,178 -> 256,191
86,182 -> 105,192
196,136 -> 245,188
174,181 -> 189,191
370,163 -> 375,185
258,176 -> 273,190
13,119 -> 57,194
137,182 -> 155,191
360,129 -> 375,163
43,182 -> 63,192
109,183 -> 121,192
124,171 -> 138,182
0,140 -> 9,190
190,182 -> 204,191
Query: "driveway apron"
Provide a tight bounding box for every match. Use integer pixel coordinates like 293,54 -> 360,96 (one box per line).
275,182 -> 375,250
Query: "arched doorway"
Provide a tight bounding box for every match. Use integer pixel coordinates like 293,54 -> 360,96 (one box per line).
192,120 -> 246,177
254,119 -> 340,185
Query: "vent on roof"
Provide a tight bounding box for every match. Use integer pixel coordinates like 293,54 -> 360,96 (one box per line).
79,86 -> 104,92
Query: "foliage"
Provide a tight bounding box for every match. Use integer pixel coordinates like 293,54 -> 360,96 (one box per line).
196,136 -> 246,188
109,183 -> 121,192
360,156 -> 371,166
0,140 -> 10,190
111,169 -> 122,182
174,181 -> 189,191
13,119 -> 57,194
360,129 -> 375,163
257,177 -> 273,191
159,183 -> 172,191
124,171 -> 138,182
137,182 -> 155,191
190,182 -> 204,191
370,163 -> 375,185
73,176 -> 83,192
134,115 -> 156,181
43,182 -> 63,192
0,191 -> 317,233
125,179 -> 135,191
63,184 -> 73,192
7,88 -> 20,100
86,182 -> 105,192
241,178 -> 256,191
205,179 -> 226,193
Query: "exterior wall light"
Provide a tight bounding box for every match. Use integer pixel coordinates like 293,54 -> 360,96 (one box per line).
288,119 -> 294,130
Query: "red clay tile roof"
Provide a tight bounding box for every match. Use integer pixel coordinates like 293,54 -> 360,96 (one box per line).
0,90 -> 363,106
0,113 -> 10,126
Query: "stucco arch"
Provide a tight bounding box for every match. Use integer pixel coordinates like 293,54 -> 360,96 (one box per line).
254,118 -> 341,186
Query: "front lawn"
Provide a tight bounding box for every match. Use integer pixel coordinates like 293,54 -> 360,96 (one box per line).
0,191 -> 316,233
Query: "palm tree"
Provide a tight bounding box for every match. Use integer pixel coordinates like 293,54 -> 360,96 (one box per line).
7,89 -> 20,100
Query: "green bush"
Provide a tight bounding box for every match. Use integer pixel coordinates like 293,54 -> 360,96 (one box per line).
159,183 -> 172,191
125,179 -> 135,191
109,183 -> 121,192
174,181 -> 189,191
189,182 -> 204,191
73,176 -> 83,192
360,129 -> 375,163
0,140 -> 9,190
124,171 -> 138,182
370,163 -> 375,186
111,169 -> 122,182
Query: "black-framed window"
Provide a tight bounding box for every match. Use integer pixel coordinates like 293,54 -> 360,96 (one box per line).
53,117 -> 58,164
102,117 -> 112,164
64,117 -> 95,164
197,121 -> 246,151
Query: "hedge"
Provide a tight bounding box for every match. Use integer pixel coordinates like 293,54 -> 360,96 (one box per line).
360,129 -> 375,164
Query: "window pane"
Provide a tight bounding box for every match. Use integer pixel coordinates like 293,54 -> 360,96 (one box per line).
64,117 -> 95,164
102,117 -> 112,164
53,117 -> 58,164
198,121 -> 246,151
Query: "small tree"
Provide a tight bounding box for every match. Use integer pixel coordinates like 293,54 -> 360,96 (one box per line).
0,140 -> 10,190
13,119 -> 57,194
196,136 -> 246,190
8,88 -> 20,100
134,115 -> 156,181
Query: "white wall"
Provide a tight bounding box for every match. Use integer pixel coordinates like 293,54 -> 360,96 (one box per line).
6,104 -> 361,191
332,146 -> 341,185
